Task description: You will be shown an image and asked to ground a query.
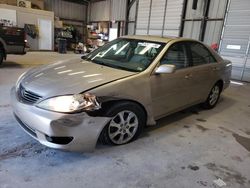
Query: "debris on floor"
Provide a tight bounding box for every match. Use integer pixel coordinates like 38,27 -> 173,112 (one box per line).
197,180 -> 208,187
205,163 -> 247,185
196,124 -> 209,132
213,178 -> 227,187
196,118 -> 207,122
188,165 -> 199,171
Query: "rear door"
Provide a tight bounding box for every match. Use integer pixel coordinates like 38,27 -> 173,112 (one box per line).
186,42 -> 220,102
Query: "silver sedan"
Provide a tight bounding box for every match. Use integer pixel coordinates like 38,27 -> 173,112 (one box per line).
11,36 -> 232,152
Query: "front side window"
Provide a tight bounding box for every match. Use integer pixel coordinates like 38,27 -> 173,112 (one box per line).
190,42 -> 217,66
160,43 -> 189,70
84,38 -> 165,72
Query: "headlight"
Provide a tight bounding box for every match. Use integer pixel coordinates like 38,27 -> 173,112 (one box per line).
36,93 -> 101,113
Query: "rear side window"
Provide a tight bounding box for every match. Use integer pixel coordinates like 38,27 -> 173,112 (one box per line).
160,43 -> 189,70
189,42 -> 217,66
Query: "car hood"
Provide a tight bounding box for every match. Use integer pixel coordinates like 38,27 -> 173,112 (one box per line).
21,58 -> 137,98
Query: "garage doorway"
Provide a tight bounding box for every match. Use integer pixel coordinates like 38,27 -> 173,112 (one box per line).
38,19 -> 53,50
181,0 -> 228,46
219,0 -> 250,82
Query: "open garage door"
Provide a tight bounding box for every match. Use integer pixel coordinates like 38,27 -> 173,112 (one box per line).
219,0 -> 250,82
181,0 -> 228,46
38,19 -> 53,50
135,0 -> 184,37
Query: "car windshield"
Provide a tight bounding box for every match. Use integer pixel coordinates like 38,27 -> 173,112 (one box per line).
83,38 -> 165,72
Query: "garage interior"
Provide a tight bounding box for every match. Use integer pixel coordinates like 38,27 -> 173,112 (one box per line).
0,0 -> 250,188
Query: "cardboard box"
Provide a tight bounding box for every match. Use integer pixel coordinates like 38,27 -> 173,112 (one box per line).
17,0 -> 31,8
55,20 -> 63,29
0,0 -> 44,9
0,0 -> 17,6
31,0 -> 44,10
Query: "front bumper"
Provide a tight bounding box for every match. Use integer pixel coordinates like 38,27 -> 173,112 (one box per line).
11,87 -> 111,152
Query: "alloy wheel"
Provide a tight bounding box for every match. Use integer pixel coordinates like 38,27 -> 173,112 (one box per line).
209,85 -> 220,106
108,110 -> 139,145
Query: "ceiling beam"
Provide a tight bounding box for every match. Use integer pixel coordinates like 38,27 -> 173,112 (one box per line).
62,0 -> 90,6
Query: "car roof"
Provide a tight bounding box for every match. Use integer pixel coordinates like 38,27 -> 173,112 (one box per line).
121,35 -> 198,44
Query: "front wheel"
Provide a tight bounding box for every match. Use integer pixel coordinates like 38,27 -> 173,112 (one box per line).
99,102 -> 146,145
203,83 -> 221,109
0,51 -> 4,66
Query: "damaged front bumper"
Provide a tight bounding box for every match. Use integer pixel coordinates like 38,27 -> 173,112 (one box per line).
10,87 -> 111,152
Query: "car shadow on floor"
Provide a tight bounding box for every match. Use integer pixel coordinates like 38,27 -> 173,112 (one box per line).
1,61 -> 24,68
141,95 -> 236,138
96,95 -> 236,153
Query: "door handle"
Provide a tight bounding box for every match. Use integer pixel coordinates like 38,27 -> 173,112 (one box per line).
212,67 -> 220,71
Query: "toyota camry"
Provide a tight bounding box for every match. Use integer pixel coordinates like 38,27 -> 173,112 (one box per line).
11,35 -> 232,151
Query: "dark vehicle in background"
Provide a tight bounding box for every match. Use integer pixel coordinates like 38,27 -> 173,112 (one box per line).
0,26 -> 27,65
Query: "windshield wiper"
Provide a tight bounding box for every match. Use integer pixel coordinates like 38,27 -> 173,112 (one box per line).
103,63 -> 138,72
91,59 -> 139,72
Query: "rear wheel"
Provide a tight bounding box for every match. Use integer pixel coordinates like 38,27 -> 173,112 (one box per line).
99,102 -> 146,145
203,83 -> 221,109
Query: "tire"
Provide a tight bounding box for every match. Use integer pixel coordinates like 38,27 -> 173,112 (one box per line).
203,83 -> 221,109
0,51 -> 4,66
99,101 -> 146,145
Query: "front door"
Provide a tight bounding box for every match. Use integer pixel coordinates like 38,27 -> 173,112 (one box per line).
150,42 -> 193,118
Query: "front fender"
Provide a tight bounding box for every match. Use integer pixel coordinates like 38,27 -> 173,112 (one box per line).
88,74 -> 156,126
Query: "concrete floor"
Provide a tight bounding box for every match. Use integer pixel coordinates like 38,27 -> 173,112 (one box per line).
0,52 -> 250,188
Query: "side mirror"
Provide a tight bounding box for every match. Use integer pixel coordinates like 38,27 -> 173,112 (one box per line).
155,64 -> 175,74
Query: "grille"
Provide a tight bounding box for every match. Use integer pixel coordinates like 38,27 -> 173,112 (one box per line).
18,84 -> 42,104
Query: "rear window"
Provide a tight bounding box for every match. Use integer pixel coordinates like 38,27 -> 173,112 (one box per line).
189,42 -> 217,66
